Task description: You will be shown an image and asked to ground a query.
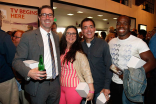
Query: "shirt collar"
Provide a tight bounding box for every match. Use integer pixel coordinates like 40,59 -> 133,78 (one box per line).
84,37 -> 96,44
39,26 -> 52,36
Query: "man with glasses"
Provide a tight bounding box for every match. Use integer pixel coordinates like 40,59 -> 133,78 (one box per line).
12,30 -> 24,47
0,10 -> 19,104
51,22 -> 62,40
51,22 -> 57,34
12,5 -> 61,104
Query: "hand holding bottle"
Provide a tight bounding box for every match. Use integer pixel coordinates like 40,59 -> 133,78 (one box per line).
27,67 -> 47,80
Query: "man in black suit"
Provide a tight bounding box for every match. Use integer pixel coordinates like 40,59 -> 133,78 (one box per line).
13,5 -> 61,104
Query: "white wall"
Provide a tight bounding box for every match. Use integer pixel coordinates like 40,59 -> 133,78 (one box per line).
1,0 -> 155,31
55,14 -> 135,31
55,14 -> 110,30
60,0 -> 156,31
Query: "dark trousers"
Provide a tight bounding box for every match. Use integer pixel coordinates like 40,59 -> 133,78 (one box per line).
109,81 -> 123,104
30,77 -> 60,104
144,77 -> 156,104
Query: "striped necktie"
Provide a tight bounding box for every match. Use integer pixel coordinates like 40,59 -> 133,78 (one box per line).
47,33 -> 56,79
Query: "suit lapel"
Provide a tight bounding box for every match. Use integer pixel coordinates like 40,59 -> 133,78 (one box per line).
35,28 -> 44,56
51,31 -> 58,48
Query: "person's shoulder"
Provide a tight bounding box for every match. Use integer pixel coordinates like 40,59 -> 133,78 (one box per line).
24,29 -> 39,35
108,37 -> 117,45
0,30 -> 10,40
52,31 -> 59,38
0,29 -> 5,33
150,34 -> 156,41
149,34 -> 156,46
133,35 -> 145,43
22,29 -> 39,38
0,30 -> 6,37
110,37 -> 117,42
76,51 -> 84,56
129,35 -> 148,51
130,35 -> 140,40
76,51 -> 86,58
153,33 -> 156,38
95,38 -> 111,50
81,40 -> 85,45
95,37 -> 107,44
0,29 -> 6,35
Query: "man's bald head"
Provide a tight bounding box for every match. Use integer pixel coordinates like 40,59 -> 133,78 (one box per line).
117,15 -> 131,25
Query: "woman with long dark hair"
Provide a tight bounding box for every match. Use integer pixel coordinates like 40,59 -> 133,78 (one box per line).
59,26 -> 94,104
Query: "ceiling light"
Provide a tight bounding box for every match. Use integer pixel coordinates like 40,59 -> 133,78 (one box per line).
87,16 -> 93,18
77,11 -> 83,13
53,7 -> 57,9
67,13 -> 74,16
103,19 -> 108,21
113,18 -> 117,19
97,15 -> 103,17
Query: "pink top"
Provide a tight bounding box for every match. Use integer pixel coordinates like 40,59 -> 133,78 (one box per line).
60,49 -> 79,87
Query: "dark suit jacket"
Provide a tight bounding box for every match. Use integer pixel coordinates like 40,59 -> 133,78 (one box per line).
0,29 -> 16,83
12,28 -> 61,96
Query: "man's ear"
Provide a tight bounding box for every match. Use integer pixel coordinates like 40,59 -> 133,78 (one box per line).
94,27 -> 96,32
81,29 -> 83,35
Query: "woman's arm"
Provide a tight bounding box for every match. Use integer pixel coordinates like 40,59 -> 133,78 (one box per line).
86,83 -> 94,101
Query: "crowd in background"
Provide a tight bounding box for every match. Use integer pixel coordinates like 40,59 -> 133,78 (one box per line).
6,21 -> 156,47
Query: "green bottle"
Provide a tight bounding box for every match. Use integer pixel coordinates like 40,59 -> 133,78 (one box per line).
38,55 -> 45,71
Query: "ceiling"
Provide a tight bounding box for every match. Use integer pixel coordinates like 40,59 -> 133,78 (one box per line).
53,2 -> 119,22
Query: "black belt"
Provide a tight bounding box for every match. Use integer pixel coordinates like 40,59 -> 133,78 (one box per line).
45,79 -> 55,82
45,76 -> 58,82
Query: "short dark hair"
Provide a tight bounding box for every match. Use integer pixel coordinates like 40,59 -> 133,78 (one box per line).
52,22 -> 57,28
131,31 -> 137,37
139,30 -> 147,38
12,31 -> 17,37
101,31 -> 106,39
117,15 -> 131,25
38,5 -> 54,17
80,18 -> 95,29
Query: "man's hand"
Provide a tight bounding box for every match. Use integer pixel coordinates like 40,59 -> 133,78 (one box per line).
119,74 -> 123,80
27,67 -> 47,80
100,89 -> 110,101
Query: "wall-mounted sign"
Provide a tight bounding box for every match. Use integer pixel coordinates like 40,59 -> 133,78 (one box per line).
0,2 -> 39,32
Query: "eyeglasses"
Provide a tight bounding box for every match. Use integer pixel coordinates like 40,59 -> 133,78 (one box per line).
13,36 -> 21,39
66,32 -> 77,37
40,13 -> 53,18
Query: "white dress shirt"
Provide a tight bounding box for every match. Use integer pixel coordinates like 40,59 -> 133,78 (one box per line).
40,27 -> 58,79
